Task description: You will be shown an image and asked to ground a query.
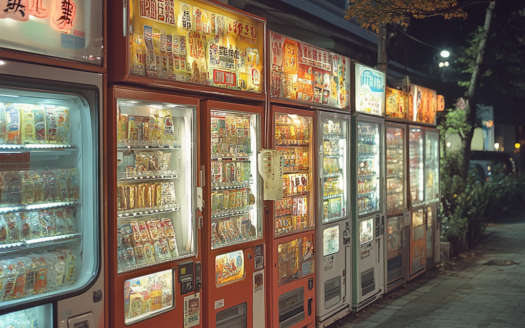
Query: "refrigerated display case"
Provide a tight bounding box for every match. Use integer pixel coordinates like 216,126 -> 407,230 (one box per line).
108,87 -> 200,328
0,60 -> 104,326
425,128 -> 440,269
316,113 -> 351,326
385,123 -> 409,292
267,107 -> 316,328
350,63 -> 386,311
201,101 -> 265,328
409,126 -> 426,277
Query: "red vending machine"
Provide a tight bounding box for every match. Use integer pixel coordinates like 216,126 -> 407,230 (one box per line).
407,84 -> 438,280
384,87 -> 410,292
107,0 -> 266,327
0,1 -> 106,327
266,31 -> 351,328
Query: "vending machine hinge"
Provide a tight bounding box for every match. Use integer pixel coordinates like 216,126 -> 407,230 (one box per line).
198,216 -> 203,229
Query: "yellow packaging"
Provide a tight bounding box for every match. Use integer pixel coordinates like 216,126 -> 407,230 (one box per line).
128,116 -> 136,141
20,105 -> 35,144
128,291 -> 144,318
222,191 -> 229,210
128,185 -> 135,209
118,114 -> 128,140
143,243 -> 156,263
229,190 -> 236,209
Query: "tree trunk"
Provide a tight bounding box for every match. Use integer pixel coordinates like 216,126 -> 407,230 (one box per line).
459,1 -> 496,179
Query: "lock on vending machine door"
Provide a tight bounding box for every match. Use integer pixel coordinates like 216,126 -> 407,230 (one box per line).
179,261 -> 195,295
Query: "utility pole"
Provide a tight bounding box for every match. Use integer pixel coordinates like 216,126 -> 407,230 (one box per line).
377,24 -> 387,73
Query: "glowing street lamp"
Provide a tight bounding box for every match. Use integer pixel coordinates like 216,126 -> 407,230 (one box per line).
440,50 -> 450,58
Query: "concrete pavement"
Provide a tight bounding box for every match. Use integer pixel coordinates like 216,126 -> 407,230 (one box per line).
331,210 -> 525,328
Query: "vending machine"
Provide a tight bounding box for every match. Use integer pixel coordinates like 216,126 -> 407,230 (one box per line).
350,63 -> 386,310
407,84 -> 438,280
384,87 -> 409,292
425,128 -> 440,269
0,1 -> 105,326
107,0 -> 266,327
267,31 -> 352,328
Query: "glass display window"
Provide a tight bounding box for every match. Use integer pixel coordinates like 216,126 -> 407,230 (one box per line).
387,217 -> 400,252
115,99 -> 196,273
0,304 -> 52,327
210,110 -> 261,249
425,130 -> 439,202
354,63 -> 386,116
386,126 -> 405,212
277,235 -> 314,286
269,32 -> 350,109
274,113 -> 314,236
357,121 -> 382,216
124,269 -> 174,325
0,0 -> 103,65
385,88 -> 408,119
215,250 -> 245,287
0,85 -> 98,308
321,117 -> 348,223
323,225 -> 339,256
409,127 -> 425,206
127,0 -> 264,93
359,218 -> 374,244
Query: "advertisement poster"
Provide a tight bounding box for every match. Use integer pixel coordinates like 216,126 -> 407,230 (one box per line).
386,87 -> 408,119
408,84 -> 437,124
184,293 -> 200,328
0,0 -> 103,65
355,63 -> 386,116
215,250 -> 245,286
323,225 -> 340,256
253,271 -> 265,328
388,217 -> 400,251
437,95 -> 445,112
269,31 -> 350,109
277,236 -> 315,286
130,0 -> 264,93
359,218 -> 374,244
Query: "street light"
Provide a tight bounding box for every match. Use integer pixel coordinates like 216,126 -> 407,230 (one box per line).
440,50 -> 450,58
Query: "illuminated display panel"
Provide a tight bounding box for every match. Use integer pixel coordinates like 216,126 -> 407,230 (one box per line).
0,0 -> 103,65
408,84 -> 437,124
269,32 -> 350,109
385,87 -> 408,119
128,0 -> 265,93
354,63 -> 385,116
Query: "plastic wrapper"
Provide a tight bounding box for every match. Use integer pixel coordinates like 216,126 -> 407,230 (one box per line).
147,220 -> 159,241
53,208 -> 68,235
57,169 -> 69,201
0,215 -> 8,244
66,168 -> 80,201
161,182 -> 176,207
143,243 -> 156,263
43,170 -> 59,202
5,104 -> 21,144
64,207 -> 76,233
32,256 -> 47,294
138,220 -> 151,243
157,151 -> 172,172
22,257 -> 37,296
0,102 -> 6,143
32,171 -> 45,203
33,105 -> 46,143
159,109 -> 176,145
20,104 -> 36,144
38,209 -> 54,236
5,213 -> 21,243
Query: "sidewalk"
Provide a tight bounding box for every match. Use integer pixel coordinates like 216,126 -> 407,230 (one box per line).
332,210 -> 525,328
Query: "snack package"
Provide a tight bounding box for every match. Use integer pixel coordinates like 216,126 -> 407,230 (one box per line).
45,107 -> 59,143
161,182 -> 176,207
42,253 -> 64,290
118,249 -> 128,272
1,260 -> 17,300
143,243 -> 156,263
19,212 -> 32,240
135,152 -> 150,172
5,213 -> 21,243
126,246 -> 137,268
2,171 -> 22,205
34,105 -> 46,143
64,207 -> 77,233
32,170 -> 45,203
128,116 -> 137,141
57,169 -> 69,201
127,185 -> 135,210
43,170 -> 59,202
66,168 -> 80,201
147,220 -> 159,241
38,209 -> 54,236
20,171 -> 35,205
137,184 -> 145,209
134,244 -> 147,265
159,109 -> 175,145
10,259 -> 27,299
138,220 -> 151,243
20,104 -> 36,144
5,104 -> 21,144
22,257 -> 37,296
32,256 -> 47,294
129,290 -> 144,318
0,215 -> 8,244
157,151 -> 172,172
150,286 -> 163,311
129,221 -> 142,247
53,208 -> 68,235
155,220 -> 166,239
56,108 -> 70,144
118,113 -> 128,141
154,241 -> 169,261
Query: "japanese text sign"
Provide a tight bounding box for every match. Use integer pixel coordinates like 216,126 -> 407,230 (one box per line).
385,87 -> 408,119
0,0 -> 103,65
354,63 -> 385,116
269,31 -> 350,110
130,0 -> 265,94
408,84 -> 437,125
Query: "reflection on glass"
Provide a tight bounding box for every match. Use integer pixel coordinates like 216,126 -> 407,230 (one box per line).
277,236 -> 314,286
426,206 -> 433,258
388,217 -> 400,251
425,131 -> 439,202
357,122 -> 381,215
359,218 -> 374,244
0,88 -> 96,307
321,118 -> 348,223
210,111 -> 261,249
0,304 -> 52,327
409,128 -> 424,206
323,226 -> 340,256
215,250 -> 245,287
275,113 -> 313,236
124,270 -> 174,325
386,127 -> 405,211
116,99 -> 195,272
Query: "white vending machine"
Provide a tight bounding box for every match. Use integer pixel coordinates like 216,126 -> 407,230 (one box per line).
0,60 -> 104,328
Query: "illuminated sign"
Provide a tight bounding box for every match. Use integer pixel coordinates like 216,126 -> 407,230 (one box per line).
129,0 -> 264,93
0,0 -> 103,65
386,87 -> 408,119
409,84 -> 437,124
354,63 -> 385,116
269,31 -> 350,110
